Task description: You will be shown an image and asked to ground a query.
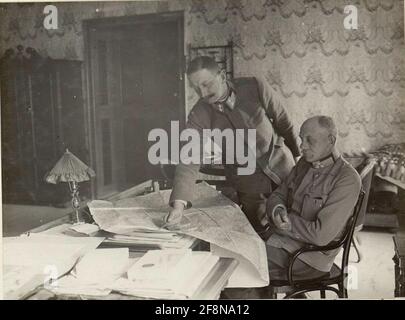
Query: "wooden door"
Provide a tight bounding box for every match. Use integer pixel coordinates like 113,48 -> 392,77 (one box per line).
86,13 -> 184,198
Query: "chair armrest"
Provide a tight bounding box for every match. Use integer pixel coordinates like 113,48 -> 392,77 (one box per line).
287,241 -> 343,284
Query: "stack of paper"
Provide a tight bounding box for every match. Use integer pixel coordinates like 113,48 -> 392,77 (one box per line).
111,249 -> 219,299
87,199 -> 198,252
68,223 -> 101,236
35,223 -> 101,237
51,248 -> 131,297
102,232 -> 196,251
3,235 -> 104,299
3,265 -> 46,300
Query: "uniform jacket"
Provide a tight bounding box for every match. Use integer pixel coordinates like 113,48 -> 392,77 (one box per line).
170,76 -> 300,206
266,155 -> 362,272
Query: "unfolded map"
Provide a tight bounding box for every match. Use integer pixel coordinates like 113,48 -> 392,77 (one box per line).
87,182 -> 269,286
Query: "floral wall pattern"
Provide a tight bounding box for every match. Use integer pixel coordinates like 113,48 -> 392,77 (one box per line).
1,0 -> 404,153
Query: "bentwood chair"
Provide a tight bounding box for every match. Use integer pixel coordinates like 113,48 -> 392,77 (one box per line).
351,158 -> 376,262
267,189 -> 366,299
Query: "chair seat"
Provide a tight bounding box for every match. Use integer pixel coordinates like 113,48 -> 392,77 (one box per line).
269,263 -> 342,292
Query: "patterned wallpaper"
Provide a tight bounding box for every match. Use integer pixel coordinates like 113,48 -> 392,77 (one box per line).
0,0 -> 404,154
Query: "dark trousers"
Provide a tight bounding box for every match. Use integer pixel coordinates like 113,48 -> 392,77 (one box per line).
237,191 -> 272,240
266,246 -> 328,281
234,173 -> 278,240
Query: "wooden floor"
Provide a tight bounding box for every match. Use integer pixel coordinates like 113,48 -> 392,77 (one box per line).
306,229 -> 397,299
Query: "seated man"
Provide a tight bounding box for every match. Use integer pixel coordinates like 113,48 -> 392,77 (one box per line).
266,115 -> 361,281
221,115 -> 361,299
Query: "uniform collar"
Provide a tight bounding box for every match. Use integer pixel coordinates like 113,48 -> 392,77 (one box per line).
213,81 -> 236,112
311,150 -> 340,169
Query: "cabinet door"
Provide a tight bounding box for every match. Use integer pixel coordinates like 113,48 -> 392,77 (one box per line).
1,58 -> 88,205
1,61 -> 39,203
1,64 -> 27,203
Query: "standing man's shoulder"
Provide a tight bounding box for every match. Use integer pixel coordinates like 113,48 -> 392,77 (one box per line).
187,98 -> 211,128
232,76 -> 257,86
190,98 -> 208,114
232,76 -> 268,91
232,75 -> 276,105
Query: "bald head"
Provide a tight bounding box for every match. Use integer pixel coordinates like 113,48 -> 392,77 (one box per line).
300,116 -> 338,162
303,116 -> 337,137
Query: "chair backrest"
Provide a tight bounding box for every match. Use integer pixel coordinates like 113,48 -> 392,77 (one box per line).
340,189 -> 366,271
355,159 -> 376,227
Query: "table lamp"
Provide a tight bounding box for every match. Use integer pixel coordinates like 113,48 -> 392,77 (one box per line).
45,149 -> 96,224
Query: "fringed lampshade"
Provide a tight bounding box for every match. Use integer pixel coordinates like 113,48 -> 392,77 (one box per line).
45,149 -> 95,223
45,149 -> 95,184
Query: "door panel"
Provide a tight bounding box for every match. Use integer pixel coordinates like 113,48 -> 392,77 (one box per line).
87,14 -> 184,198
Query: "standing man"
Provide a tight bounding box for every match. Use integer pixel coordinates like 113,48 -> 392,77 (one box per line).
165,56 -> 300,239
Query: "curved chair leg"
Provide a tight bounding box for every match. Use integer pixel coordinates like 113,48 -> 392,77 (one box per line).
320,290 -> 326,299
352,236 -> 362,263
338,283 -> 348,298
343,287 -> 348,299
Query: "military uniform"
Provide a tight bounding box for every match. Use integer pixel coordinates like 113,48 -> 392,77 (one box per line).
266,152 -> 362,274
170,77 -> 300,238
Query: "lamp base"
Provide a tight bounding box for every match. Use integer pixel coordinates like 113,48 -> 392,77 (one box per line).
69,181 -> 82,224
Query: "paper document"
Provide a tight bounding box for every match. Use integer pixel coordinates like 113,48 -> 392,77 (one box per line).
87,182 -> 269,287
88,200 -> 165,233
113,250 -> 219,299
51,248 -> 131,297
3,265 -> 45,300
69,223 -> 100,236
3,235 -> 104,299
127,249 -> 191,282
211,244 -> 268,288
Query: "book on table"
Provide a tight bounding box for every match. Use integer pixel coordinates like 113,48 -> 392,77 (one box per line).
113,249 -> 220,299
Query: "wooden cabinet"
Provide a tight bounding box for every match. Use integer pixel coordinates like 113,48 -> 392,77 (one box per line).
1,46 -> 89,205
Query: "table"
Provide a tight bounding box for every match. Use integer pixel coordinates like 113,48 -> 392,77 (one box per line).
27,258 -> 237,300
22,181 -> 238,300
24,217 -> 237,300
393,235 -> 405,297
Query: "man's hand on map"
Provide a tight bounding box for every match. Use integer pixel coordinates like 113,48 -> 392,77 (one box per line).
163,200 -> 185,228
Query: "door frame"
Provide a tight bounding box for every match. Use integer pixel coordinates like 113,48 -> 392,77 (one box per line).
83,11 -> 185,199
